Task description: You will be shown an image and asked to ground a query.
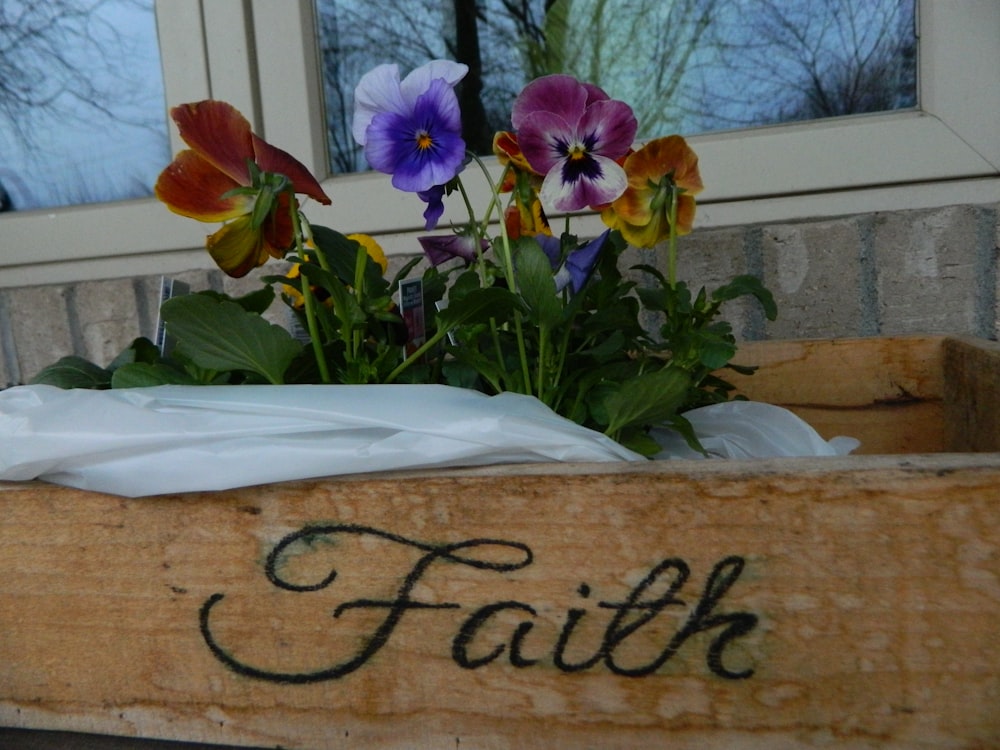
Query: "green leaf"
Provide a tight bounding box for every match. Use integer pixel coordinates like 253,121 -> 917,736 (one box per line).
514,238 -> 562,328
194,287 -> 276,316
616,427 -> 664,458
713,274 -> 778,321
697,333 -> 738,370
604,366 -> 692,436
310,225 -> 388,294
161,294 -> 302,384
30,356 -> 111,389
111,363 -> 199,388
436,286 -> 521,330
106,337 -> 162,371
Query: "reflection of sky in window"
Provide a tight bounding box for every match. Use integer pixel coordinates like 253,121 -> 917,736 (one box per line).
0,0 -> 170,212
316,0 -> 916,175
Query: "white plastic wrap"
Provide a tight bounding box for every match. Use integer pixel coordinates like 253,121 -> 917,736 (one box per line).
0,385 -> 857,497
653,400 -> 860,459
0,384 -> 643,497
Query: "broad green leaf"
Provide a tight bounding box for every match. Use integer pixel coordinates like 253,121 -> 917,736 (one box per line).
111,362 -> 199,388
161,294 -> 302,384
616,427 -> 664,458
604,367 -> 691,436
195,287 -> 276,315
436,286 -> 520,330
30,356 -> 111,389
107,337 -> 162,371
514,238 -> 562,328
697,333 -> 737,370
714,274 -> 778,320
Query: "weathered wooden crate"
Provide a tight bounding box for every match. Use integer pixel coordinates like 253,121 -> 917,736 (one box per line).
1,335 -> 999,749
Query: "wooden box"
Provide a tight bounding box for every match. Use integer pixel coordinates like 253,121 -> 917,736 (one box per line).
2,335 -> 999,749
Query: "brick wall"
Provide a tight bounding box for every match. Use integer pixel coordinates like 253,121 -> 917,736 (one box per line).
2,202 -> 997,388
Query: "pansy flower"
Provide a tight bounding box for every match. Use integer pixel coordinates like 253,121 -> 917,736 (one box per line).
155,100 -> 331,277
353,60 -> 468,194
601,135 -> 703,248
511,74 -> 637,214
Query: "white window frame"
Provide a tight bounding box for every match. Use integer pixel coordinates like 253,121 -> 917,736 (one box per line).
1,0 -> 998,286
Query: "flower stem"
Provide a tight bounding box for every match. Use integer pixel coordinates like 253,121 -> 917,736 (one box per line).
290,201 -> 331,384
667,183 -> 679,288
299,268 -> 331,384
469,153 -> 532,393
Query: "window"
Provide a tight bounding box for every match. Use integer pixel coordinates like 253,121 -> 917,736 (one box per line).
0,0 -> 170,212
1,0 -> 998,286
312,0 -> 918,176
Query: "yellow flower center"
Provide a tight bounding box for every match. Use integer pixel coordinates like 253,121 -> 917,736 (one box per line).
416,131 -> 434,150
568,143 -> 588,161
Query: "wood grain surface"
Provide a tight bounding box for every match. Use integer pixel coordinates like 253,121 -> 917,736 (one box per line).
2,336 -> 999,749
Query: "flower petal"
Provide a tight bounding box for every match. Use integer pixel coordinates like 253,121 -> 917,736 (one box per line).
540,154 -> 627,213
348,233 -> 388,273
511,74 -> 589,130
625,135 -> 704,196
399,59 -> 468,109
516,110 -> 576,175
170,101 -> 255,186
565,230 -> 609,293
578,99 -> 637,162
419,233 -> 484,266
534,233 -> 562,269
418,185 -> 446,230
259,191 -> 295,254
205,216 -> 270,278
251,134 -> 331,205
155,149 -> 251,222
352,63 -> 406,146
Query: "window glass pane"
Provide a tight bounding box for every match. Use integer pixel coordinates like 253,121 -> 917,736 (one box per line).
315,0 -> 916,176
0,0 -> 170,212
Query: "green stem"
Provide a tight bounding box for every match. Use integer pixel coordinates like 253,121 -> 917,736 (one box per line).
536,324 -> 549,402
299,268 -> 331,384
289,200 -> 331,384
469,153 -> 531,393
384,326 -> 452,383
667,184 -> 680,288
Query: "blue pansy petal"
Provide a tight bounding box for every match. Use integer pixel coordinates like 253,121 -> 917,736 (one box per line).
418,185 -> 446,230
565,230 -> 608,293
535,234 -> 562,269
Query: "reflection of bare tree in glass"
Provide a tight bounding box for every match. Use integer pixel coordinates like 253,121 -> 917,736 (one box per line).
317,0 -> 726,174
2,0 -> 163,140
699,0 -> 916,130
526,0 -> 722,139
0,0 -> 164,207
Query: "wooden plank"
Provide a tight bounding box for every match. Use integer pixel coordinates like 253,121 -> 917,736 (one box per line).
943,335 -> 1000,451
729,336 -> 947,453
2,454 -> 1000,749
